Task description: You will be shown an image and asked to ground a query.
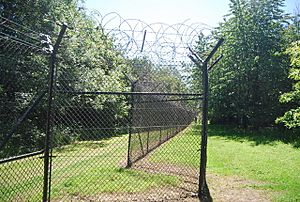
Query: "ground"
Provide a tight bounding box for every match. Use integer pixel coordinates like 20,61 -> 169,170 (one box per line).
5,124 -> 296,201
65,173 -> 271,202
65,161 -> 271,202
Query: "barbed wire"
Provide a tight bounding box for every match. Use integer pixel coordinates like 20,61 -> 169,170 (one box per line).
0,16 -> 53,55
81,10 -> 213,63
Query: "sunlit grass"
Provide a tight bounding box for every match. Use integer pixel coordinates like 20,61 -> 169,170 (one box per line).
150,124 -> 300,202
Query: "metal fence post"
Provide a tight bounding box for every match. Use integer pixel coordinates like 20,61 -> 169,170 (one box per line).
198,61 -> 212,202
146,128 -> 150,152
43,23 -> 67,202
126,81 -> 136,168
188,38 -> 224,202
200,39 -> 224,202
159,127 -> 162,144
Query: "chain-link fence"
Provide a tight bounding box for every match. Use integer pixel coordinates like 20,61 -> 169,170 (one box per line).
47,12 -> 206,201
0,16 -> 51,201
49,83 -> 201,201
0,11 -> 223,201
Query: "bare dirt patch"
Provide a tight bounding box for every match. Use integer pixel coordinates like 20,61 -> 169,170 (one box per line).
207,173 -> 271,202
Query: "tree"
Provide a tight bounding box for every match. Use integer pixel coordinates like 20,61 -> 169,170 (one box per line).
207,0 -> 290,128
276,41 -> 300,128
0,0 -> 57,157
129,56 -> 188,93
0,0 -> 132,156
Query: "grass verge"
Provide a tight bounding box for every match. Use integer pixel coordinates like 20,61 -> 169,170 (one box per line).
149,124 -> 300,202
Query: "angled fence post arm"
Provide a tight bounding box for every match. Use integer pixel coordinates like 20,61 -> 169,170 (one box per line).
208,54 -> 223,71
204,38 -> 224,64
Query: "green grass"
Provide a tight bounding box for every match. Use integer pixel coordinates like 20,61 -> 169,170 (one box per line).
149,126 -> 200,166
130,127 -> 181,161
0,134 -> 179,201
2,124 -> 299,201
149,124 -> 300,202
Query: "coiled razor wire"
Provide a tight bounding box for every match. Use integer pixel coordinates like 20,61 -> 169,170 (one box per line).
78,10 -> 213,64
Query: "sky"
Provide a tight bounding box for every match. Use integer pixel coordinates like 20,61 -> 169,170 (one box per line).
84,0 -> 299,27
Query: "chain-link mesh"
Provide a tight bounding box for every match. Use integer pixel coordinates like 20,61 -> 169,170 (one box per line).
128,84 -> 199,165
0,11 -> 210,201
47,12 -> 206,201
0,16 -> 51,201
50,76 -> 202,201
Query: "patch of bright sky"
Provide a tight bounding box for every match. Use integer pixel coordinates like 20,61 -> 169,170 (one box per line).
84,0 -> 299,27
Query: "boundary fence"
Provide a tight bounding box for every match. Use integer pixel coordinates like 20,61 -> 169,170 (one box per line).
0,12 -> 223,202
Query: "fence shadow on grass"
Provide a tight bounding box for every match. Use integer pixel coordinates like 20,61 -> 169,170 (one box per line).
206,125 -> 300,148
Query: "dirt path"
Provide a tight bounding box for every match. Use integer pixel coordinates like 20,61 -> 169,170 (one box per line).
72,174 -> 271,202
69,161 -> 272,202
132,162 -> 271,202
208,173 -> 271,202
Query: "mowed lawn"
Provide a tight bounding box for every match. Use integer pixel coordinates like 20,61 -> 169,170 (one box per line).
149,124 -> 300,202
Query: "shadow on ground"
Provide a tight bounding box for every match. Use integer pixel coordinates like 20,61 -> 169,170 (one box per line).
194,124 -> 300,148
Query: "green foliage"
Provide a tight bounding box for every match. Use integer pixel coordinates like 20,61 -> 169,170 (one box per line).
155,66 -> 187,92
277,41 -> 300,128
130,56 -> 187,93
0,0 -> 131,157
54,4 -> 131,125
205,0 -> 291,128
